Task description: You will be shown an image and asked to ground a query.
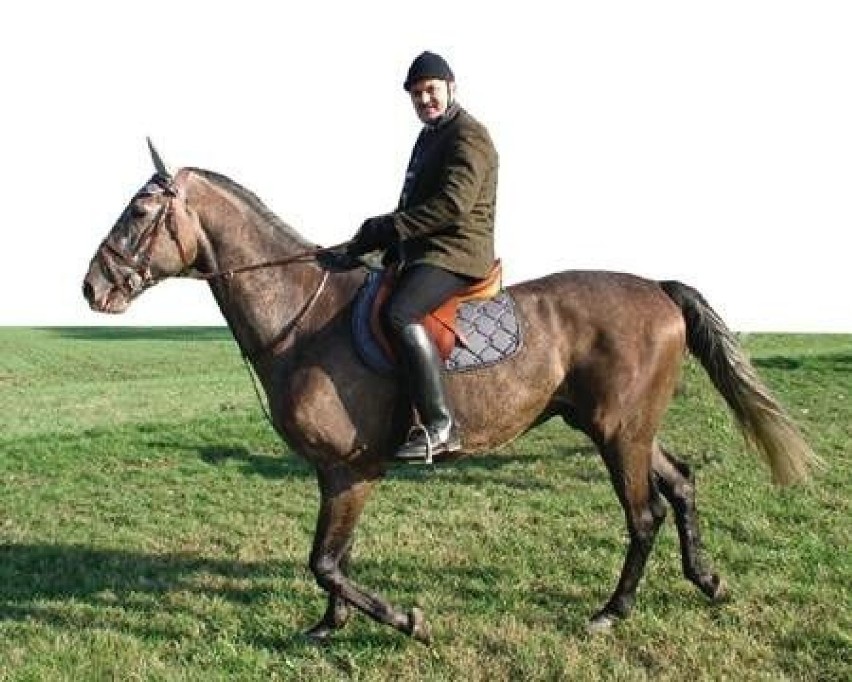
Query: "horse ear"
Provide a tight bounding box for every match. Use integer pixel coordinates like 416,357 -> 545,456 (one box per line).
147,137 -> 172,179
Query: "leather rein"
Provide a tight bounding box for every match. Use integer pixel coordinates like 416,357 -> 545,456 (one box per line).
97,173 -> 344,355
100,175 -> 341,279
96,171 -> 357,429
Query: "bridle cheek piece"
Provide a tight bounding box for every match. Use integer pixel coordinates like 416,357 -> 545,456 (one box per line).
94,170 -> 338,348
96,175 -> 192,298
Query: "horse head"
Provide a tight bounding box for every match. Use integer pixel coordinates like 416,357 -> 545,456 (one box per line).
82,139 -> 202,313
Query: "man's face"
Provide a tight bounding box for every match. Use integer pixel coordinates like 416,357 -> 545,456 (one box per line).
408,78 -> 456,124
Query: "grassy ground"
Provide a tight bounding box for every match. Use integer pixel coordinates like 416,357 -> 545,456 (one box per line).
0,328 -> 849,681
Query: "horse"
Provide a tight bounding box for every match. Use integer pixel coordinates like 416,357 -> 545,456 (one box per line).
81,142 -> 820,644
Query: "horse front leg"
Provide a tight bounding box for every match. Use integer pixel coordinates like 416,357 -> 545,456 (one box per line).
304,534 -> 354,640
306,464 -> 431,644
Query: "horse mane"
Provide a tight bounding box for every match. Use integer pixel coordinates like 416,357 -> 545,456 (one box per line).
189,167 -> 312,246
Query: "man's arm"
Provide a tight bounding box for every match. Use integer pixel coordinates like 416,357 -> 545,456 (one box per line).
392,126 -> 495,239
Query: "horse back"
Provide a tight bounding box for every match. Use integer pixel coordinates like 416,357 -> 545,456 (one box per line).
509,269 -> 686,353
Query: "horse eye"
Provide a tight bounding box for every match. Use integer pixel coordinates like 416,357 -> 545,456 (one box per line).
130,204 -> 149,219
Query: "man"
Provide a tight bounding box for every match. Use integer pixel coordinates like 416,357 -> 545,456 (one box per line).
348,50 -> 499,461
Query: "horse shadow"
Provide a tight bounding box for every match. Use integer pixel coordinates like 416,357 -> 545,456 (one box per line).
196,445 -> 314,479
0,542 -> 302,643
388,444 -> 604,491
142,437 -> 315,480
183,438 -> 604,493
0,541 -> 545,649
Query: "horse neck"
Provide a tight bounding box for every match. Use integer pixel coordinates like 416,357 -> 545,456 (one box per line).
182,169 -> 337,360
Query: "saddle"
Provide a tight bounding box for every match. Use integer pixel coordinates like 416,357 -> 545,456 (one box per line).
351,260 -> 522,374
370,261 -> 504,363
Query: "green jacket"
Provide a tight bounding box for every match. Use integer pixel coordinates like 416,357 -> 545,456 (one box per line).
389,105 -> 498,280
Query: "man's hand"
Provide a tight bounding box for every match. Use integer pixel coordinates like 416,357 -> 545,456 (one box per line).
349,215 -> 398,254
315,247 -> 362,272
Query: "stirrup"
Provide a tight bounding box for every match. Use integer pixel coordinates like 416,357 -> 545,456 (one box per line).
415,424 -> 436,464
394,424 -> 460,464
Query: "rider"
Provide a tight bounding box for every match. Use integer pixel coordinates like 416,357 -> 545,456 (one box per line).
347,51 -> 499,461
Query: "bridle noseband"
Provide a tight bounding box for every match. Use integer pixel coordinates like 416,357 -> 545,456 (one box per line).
96,174 -> 191,298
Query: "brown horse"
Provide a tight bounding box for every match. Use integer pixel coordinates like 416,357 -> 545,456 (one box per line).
82,143 -> 819,643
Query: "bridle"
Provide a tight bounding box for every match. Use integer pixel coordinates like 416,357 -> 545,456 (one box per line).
96,176 -> 189,299
96,171 -> 346,286
92,137 -> 358,425
93,170 -> 349,427
95,171 -> 342,354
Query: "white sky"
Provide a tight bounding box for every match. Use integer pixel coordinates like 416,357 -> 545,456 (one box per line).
1,1 -> 850,331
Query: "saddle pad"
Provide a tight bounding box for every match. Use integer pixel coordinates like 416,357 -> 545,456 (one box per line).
352,270 -> 523,375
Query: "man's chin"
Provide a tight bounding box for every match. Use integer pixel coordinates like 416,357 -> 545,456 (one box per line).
418,108 -> 443,124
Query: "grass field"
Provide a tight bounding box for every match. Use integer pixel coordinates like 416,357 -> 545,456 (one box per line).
0,327 -> 849,681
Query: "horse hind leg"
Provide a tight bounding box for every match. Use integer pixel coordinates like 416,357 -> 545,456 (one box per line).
307,466 -> 431,644
652,442 -> 727,602
589,433 -> 668,633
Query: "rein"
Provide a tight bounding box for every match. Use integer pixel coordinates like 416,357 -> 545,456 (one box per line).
98,172 -> 350,288
97,171 -> 351,428
202,246 -> 335,431
237,266 -> 330,429
191,248 -> 339,281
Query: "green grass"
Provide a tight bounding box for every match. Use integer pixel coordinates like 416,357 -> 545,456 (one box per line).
0,328 -> 849,681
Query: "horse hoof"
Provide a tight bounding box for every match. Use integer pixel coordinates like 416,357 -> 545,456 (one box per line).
586,612 -> 617,635
409,607 -> 432,645
302,624 -> 335,645
697,573 -> 729,602
710,575 -> 729,602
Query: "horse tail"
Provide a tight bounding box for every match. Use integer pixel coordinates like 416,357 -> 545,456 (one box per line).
659,280 -> 822,486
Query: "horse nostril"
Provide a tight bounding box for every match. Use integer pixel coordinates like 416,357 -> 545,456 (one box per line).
83,280 -> 94,302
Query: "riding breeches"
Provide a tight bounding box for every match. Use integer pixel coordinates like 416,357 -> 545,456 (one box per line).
381,263 -> 474,335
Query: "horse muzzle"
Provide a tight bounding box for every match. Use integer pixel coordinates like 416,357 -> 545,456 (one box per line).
82,265 -> 132,314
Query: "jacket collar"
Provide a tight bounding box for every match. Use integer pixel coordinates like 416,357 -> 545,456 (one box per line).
423,102 -> 461,131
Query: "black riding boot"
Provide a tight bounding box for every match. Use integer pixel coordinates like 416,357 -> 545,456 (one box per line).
394,323 -> 461,462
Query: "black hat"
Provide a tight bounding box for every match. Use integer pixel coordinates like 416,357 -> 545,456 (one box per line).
403,51 -> 455,91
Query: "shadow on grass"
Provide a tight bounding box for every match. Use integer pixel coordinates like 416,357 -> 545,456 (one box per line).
188,441 -> 604,492
0,542 -> 515,650
387,445 -> 603,492
42,326 -> 231,342
197,445 -> 315,479
0,542 -> 302,645
148,425 -> 602,491
0,543 -> 295,604
753,351 -> 852,372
